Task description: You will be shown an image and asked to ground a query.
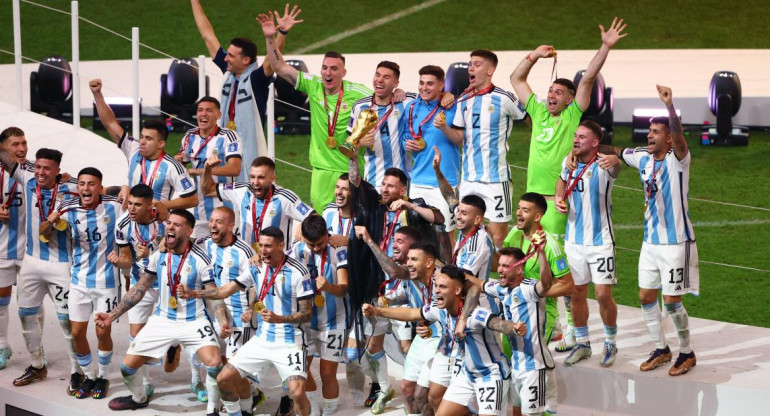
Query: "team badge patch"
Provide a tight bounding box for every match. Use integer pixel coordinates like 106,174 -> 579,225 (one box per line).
116,230 -> 125,240
227,260 -> 233,268
475,309 -> 488,322
181,178 -> 193,190
268,209 -> 276,217
556,258 -> 568,272
337,249 -> 347,262
487,105 -> 495,113
103,216 -> 111,224
185,265 -> 192,273
224,183 -> 234,190
341,102 -> 349,112
227,142 -> 239,152
297,203 -> 310,215
301,279 -> 314,292
393,109 -> 400,118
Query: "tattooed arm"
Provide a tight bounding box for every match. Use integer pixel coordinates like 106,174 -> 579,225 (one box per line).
454,277 -> 482,338
274,297 -> 312,324
354,226 -> 409,280
177,281 -> 241,300
657,85 -> 688,160
488,315 -> 527,336
95,272 -> 157,327
257,12 -> 299,87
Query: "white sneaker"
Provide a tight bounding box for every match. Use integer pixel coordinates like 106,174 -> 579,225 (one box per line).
554,330 -> 576,353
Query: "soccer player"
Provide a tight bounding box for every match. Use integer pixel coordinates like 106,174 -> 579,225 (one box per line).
0,147 -> 83,393
554,121 -> 620,367
201,155 -> 313,248
403,65 -> 460,241
322,173 -> 353,239
601,85 -> 699,376
179,226 -> 315,416
176,96 -> 242,239
109,184 -> 165,396
258,11 -> 373,211
0,127 -> 29,370
290,215 -> 349,415
349,61 -> 416,191
191,0 -> 302,181
90,79 -> 198,218
438,49 -> 527,249
95,209 -> 226,411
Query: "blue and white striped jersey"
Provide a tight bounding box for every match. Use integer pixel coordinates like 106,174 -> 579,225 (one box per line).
484,279 -> 553,371
217,183 -> 313,246
178,127 -> 242,222
0,162 -> 29,260
561,156 -> 616,246
322,203 -> 353,237
347,94 -> 416,186
622,148 -> 695,244
290,241 -> 349,331
452,87 -> 526,183
119,132 -> 197,202
236,255 -> 313,344
453,225 -> 494,280
146,244 -> 215,322
59,196 -> 122,289
403,273 -> 441,338
202,236 -> 255,327
12,165 -> 77,262
115,212 -> 164,289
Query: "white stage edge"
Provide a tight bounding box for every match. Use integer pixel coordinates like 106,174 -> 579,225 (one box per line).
2,49 -> 770,127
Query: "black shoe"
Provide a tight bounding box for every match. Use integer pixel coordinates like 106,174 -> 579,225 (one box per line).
108,395 -> 149,411
92,377 -> 110,399
67,372 -> 85,396
364,383 -> 380,407
75,377 -> 96,399
275,395 -> 293,416
12,365 -> 47,386
252,388 -> 266,413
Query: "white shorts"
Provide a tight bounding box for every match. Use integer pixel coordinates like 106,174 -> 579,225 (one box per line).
509,368 -> 550,415
17,256 -> 71,315
459,180 -> 513,223
128,315 -> 220,358
214,321 -> 253,359
230,340 -> 307,383
127,287 -> 158,325
428,352 -> 460,387
564,241 -> 617,286
638,240 -> 700,296
68,285 -> 121,322
351,311 -> 414,341
0,258 -> 21,287
409,184 -> 456,231
445,370 -> 508,416
307,328 -> 346,362
402,335 -> 439,384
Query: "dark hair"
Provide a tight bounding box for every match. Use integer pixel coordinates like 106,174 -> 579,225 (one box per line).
579,120 -> 603,141
471,49 -> 498,68
230,37 -> 258,65
376,61 -> 401,80
394,225 -> 421,243
169,209 -> 196,228
384,167 -> 408,187
520,192 -> 547,215
440,265 -> 467,284
196,96 -> 221,110
650,116 -> 671,132
498,247 -> 525,261
251,156 -> 276,170
338,173 -> 349,181
78,167 -> 103,181
324,51 -> 346,64
460,194 -> 486,215
553,78 -> 576,96
0,127 -> 24,143
419,65 -> 445,81
143,119 -> 169,141
409,241 -> 439,259
260,226 -> 284,243
129,184 -> 154,200
36,148 -> 62,164
301,215 -> 328,241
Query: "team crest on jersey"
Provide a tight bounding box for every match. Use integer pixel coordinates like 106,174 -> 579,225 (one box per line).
181,178 -> 193,190
268,209 -> 276,217
393,109 -> 400,118
487,105 -> 495,113
341,102 -> 349,112
586,170 -> 593,178
185,265 -> 192,273
103,216 -> 110,224
227,260 -> 233,268
297,203 -> 310,215
155,171 -> 161,180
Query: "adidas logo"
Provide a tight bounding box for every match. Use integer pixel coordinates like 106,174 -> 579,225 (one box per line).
676,285 -> 681,290
604,275 -> 612,280
485,405 -> 492,410
294,366 -> 301,371
496,213 -> 504,219
333,352 -> 340,357
529,403 -> 536,409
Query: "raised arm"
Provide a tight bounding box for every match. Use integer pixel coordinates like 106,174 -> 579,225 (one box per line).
575,17 -> 627,111
354,226 -> 410,279
257,11 -> 300,86
432,146 -> 458,209
510,45 -> 555,105
200,154 -> 220,197
89,79 -> 125,143
190,0 -> 220,59
657,85 -> 688,160
362,303 -> 423,322
263,4 -> 304,77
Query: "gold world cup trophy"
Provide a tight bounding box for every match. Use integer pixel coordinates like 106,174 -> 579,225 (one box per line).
339,109 -> 379,159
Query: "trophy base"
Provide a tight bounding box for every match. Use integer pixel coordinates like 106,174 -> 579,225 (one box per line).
339,143 -> 357,159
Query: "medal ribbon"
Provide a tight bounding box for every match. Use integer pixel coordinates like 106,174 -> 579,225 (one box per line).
514,227 -> 544,267
0,165 -> 19,208
190,126 -> 221,161
134,220 -> 158,246
378,278 -> 401,297
141,151 -> 166,188
251,185 -> 274,243
36,181 -> 58,223
551,55 -> 558,82
228,79 -> 239,123
308,248 -> 328,296
166,243 -> 191,299
337,209 -> 352,236
408,100 -> 441,139
371,96 -> 394,131
324,85 -> 344,138
446,300 -> 463,359
452,226 -> 481,264
379,209 -> 402,251
562,155 -> 597,202
258,256 -> 287,302
457,83 -> 495,103
645,159 -> 664,208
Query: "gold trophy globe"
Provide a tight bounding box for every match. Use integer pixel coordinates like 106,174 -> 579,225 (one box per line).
340,109 -> 379,159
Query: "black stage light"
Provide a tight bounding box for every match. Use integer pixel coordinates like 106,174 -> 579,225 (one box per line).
30,56 -> 73,122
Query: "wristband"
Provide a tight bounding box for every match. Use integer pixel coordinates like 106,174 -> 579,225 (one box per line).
278,28 -> 289,36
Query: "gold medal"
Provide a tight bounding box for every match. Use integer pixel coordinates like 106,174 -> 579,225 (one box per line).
378,296 -> 389,308
169,297 -> 178,310
253,300 -> 265,313
54,218 -> 68,231
413,136 -> 426,151
425,326 -> 433,338
326,136 -> 338,149
531,233 -> 543,246
644,202 -> 648,211
212,149 -> 219,157
226,121 -> 236,130
560,199 -> 567,206
314,294 -> 325,308
39,234 -> 50,243
435,111 -> 446,125
1,205 -> 7,212
252,242 -> 260,252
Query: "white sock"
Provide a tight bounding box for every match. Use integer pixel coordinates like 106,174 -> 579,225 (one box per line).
323,397 -> 339,415
240,397 -> 252,412
222,400 -> 242,415
665,302 -> 692,354
205,367 -> 221,414
642,302 -> 666,349
366,350 -> 390,392
56,316 -> 80,374
0,296 -> 10,349
187,348 -> 202,384
307,390 -> 321,416
120,363 -> 146,403
19,310 -> 43,367
98,350 -> 113,378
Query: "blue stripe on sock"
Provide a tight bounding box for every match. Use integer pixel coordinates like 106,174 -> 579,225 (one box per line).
372,350 -> 386,360
0,296 -> 10,306
206,364 -> 223,378
120,363 -> 138,376
76,352 -> 92,367
57,313 -> 69,322
642,302 -> 658,310
664,302 -> 683,313
98,351 -> 113,365
18,307 -> 40,316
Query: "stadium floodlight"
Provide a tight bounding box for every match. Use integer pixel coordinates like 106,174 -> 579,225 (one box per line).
92,96 -> 142,131
631,108 -> 681,143
704,71 -> 748,146
30,56 -> 74,122
161,58 -> 209,131
445,62 -> 470,97
573,70 -> 614,144
275,59 -> 310,135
